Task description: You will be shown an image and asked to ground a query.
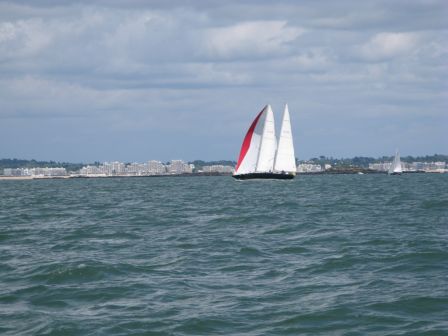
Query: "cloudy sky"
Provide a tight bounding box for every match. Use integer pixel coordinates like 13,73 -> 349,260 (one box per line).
1,0 -> 446,162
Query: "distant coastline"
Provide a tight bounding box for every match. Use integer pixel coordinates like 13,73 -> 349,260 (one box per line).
0,169 -> 438,181
1,154 -> 447,179
2,154 -> 447,172
0,172 -> 232,180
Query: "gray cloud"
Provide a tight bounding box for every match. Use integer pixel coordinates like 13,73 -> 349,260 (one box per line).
0,0 -> 446,162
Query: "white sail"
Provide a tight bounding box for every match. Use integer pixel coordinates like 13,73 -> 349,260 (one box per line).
388,149 -> 402,174
274,104 -> 296,173
234,106 -> 268,175
256,105 -> 277,172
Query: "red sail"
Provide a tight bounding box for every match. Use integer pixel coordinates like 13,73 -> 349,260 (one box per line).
235,107 -> 265,172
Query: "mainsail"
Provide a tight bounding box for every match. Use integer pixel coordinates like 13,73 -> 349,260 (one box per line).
274,104 -> 296,173
388,149 -> 402,174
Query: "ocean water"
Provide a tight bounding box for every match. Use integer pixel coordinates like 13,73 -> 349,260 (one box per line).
0,174 -> 447,335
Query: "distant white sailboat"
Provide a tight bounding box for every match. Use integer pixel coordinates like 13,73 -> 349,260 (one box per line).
388,149 -> 402,175
233,104 -> 296,180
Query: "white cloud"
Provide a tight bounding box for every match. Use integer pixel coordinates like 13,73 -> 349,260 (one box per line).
292,50 -> 331,71
0,19 -> 53,59
358,32 -> 418,61
205,21 -> 304,59
0,22 -> 15,42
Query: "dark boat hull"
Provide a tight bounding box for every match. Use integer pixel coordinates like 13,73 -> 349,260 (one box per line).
389,172 -> 402,175
232,172 -> 295,180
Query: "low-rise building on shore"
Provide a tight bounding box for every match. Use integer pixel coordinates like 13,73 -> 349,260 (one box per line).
201,165 -> 234,174
78,160 -> 193,176
4,167 -> 67,177
166,160 -> 193,174
296,163 -> 323,173
369,161 -> 446,173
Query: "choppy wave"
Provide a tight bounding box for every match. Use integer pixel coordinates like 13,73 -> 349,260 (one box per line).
1,174 -> 447,335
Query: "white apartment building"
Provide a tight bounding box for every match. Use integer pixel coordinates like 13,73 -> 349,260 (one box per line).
126,162 -> 148,175
202,165 -> 234,173
148,160 -> 166,175
166,160 -> 193,174
104,161 -> 125,174
369,162 -> 393,171
3,167 -> 67,176
296,163 -> 322,173
79,165 -> 104,175
3,168 -> 22,176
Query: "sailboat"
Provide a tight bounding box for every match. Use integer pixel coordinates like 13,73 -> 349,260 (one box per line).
233,104 -> 296,180
388,149 -> 403,175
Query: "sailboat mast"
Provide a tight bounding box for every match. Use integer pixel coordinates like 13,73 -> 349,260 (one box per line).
255,106 -> 269,172
394,149 -> 399,171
